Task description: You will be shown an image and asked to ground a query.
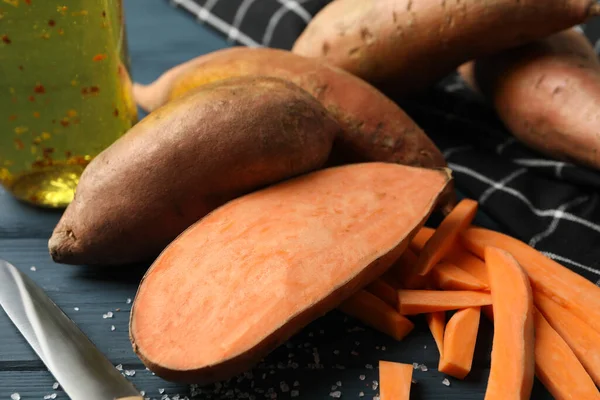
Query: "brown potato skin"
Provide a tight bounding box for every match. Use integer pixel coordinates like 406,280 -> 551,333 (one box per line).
48,77 -> 340,266
291,0 -> 600,96
459,29 -> 600,170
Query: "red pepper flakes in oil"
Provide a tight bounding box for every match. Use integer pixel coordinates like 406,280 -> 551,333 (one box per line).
93,53 -> 107,62
72,118 -> 80,124
14,139 -> 24,150
28,95 -> 35,102
65,151 -> 72,158
32,137 -> 42,145
18,65 -> 24,71
58,28 -> 64,35
102,10 -> 106,17
8,115 -> 17,121
60,119 -> 69,127
33,84 -> 46,94
1,35 -> 11,44
48,19 -> 56,27
57,6 -> 68,15
113,108 -> 119,117
90,86 -> 100,93
24,0 -> 32,5
33,111 -> 40,118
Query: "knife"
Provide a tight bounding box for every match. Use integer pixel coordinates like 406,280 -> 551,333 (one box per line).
0,259 -> 143,400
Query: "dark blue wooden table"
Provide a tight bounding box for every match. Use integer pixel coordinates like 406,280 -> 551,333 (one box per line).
0,1 -> 552,399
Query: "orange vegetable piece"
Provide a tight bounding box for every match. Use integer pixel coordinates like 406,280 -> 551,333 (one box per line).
409,226 -> 434,252
438,307 -> 481,379
484,247 -> 534,400
445,245 -> 490,286
462,227 -> 600,333
398,290 -> 491,315
389,247 -> 429,289
414,199 -> 479,276
339,290 -> 415,341
534,291 -> 600,386
426,311 -> 446,357
379,361 -> 413,400
365,279 -> 398,308
533,307 -> 600,400
431,261 -> 488,291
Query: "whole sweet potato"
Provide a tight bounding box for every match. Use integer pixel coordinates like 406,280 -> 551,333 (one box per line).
48,76 -> 340,266
291,0 -> 600,96
134,47 -> 447,171
459,29 -> 600,170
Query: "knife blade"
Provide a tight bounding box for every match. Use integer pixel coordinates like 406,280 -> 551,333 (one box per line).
0,259 -> 143,400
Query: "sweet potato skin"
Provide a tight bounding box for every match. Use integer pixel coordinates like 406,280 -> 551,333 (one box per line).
291,0 -> 600,96
134,47 -> 447,172
48,77 -> 340,266
129,163 -> 453,384
459,29 -> 600,170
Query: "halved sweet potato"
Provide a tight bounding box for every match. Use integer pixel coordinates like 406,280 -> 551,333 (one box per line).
129,162 -> 452,383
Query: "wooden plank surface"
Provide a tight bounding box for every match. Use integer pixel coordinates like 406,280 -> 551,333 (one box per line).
0,1 -> 550,399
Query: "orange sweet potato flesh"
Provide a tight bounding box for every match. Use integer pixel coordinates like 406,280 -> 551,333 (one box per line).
379,361 -> 413,400
291,0 -> 600,97
133,47 -> 447,173
414,199 -> 478,276
431,261 -> 488,291
129,162 -> 451,384
426,311 -> 445,357
48,77 -> 340,266
462,227 -> 600,333
484,247 -> 534,400
533,307 -> 600,400
339,290 -> 414,341
438,307 -> 481,380
366,279 -> 399,308
459,29 -> 600,170
409,226 -> 434,253
398,290 -> 491,315
534,291 -> 600,386
388,247 -> 428,289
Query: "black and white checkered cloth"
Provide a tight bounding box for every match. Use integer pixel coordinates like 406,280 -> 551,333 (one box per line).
169,0 -> 600,283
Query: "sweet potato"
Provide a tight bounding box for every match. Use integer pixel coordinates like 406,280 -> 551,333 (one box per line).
484,247 -> 534,400
426,311 -> 446,357
398,290 -> 491,315
379,361 -> 413,400
438,307 -> 481,380
291,0 -> 600,96
48,77 -> 340,266
459,29 -> 600,170
431,261 -> 488,291
129,162 -> 452,383
132,47 -> 454,210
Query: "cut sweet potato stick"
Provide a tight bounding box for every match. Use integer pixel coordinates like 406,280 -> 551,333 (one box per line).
534,291 -> 600,386
379,361 -> 413,400
388,248 -> 428,289
414,199 -> 479,276
339,290 -> 415,341
445,246 -> 490,286
431,261 -> 488,291
438,307 -> 480,379
366,279 -> 398,308
462,227 -> 600,333
533,307 -> 600,400
409,226 -> 434,253
484,247 -> 534,400
426,311 -> 446,357
398,290 -> 491,315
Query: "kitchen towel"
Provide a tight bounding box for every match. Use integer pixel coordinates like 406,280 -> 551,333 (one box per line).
169,0 -> 600,283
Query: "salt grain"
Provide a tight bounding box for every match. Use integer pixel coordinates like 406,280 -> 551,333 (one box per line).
102,311 -> 114,319
126,298 -> 132,304
52,382 -> 59,390
30,266 -> 36,271
280,382 -> 289,392
124,370 -> 136,376
331,385 -> 338,391
329,390 -> 341,398
359,375 -> 365,381
359,392 -> 364,397
291,390 -> 299,397
419,364 -> 428,372
333,350 -> 340,355
442,378 -> 451,387
159,388 -> 165,394
10,393 -> 20,400
116,364 -> 123,371
111,325 -> 116,331
293,381 -> 300,387
412,362 -> 419,369
365,364 -> 373,369
74,307 -> 79,311
43,395 -> 57,400
372,381 -> 379,390
140,391 -> 146,396
336,381 -> 342,387
381,346 -> 386,351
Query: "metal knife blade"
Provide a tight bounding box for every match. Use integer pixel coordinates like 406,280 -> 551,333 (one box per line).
0,259 -> 142,400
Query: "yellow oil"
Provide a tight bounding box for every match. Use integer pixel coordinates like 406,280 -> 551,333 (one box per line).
0,0 -> 137,208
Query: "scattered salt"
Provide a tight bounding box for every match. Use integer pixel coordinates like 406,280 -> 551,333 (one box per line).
115,364 -> 123,371
372,381 -> 379,390
336,381 -> 342,387
111,325 -> 116,331
351,351 -> 359,356
52,382 -> 59,390
365,364 -> 373,369
43,395 -> 57,400
359,375 -> 366,381
355,341 -> 360,346
290,390 -> 300,397
424,345 -> 427,349
126,298 -> 132,304
293,381 -> 300,387
333,350 -> 340,355
419,364 -> 428,372
381,346 -> 386,351
124,370 -> 136,376
74,307 -> 79,311
102,311 -> 114,319
373,396 -> 380,400
308,332 -> 314,337
359,392 -> 365,397
412,362 -> 419,369
280,382 -> 289,392
30,266 -> 36,271
159,388 -> 165,394
329,390 -> 341,398
10,393 -> 20,400
331,385 -> 338,391
140,391 -> 146,396
442,378 -> 451,387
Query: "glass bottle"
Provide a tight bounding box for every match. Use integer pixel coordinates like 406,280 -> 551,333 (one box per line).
0,0 -> 137,208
